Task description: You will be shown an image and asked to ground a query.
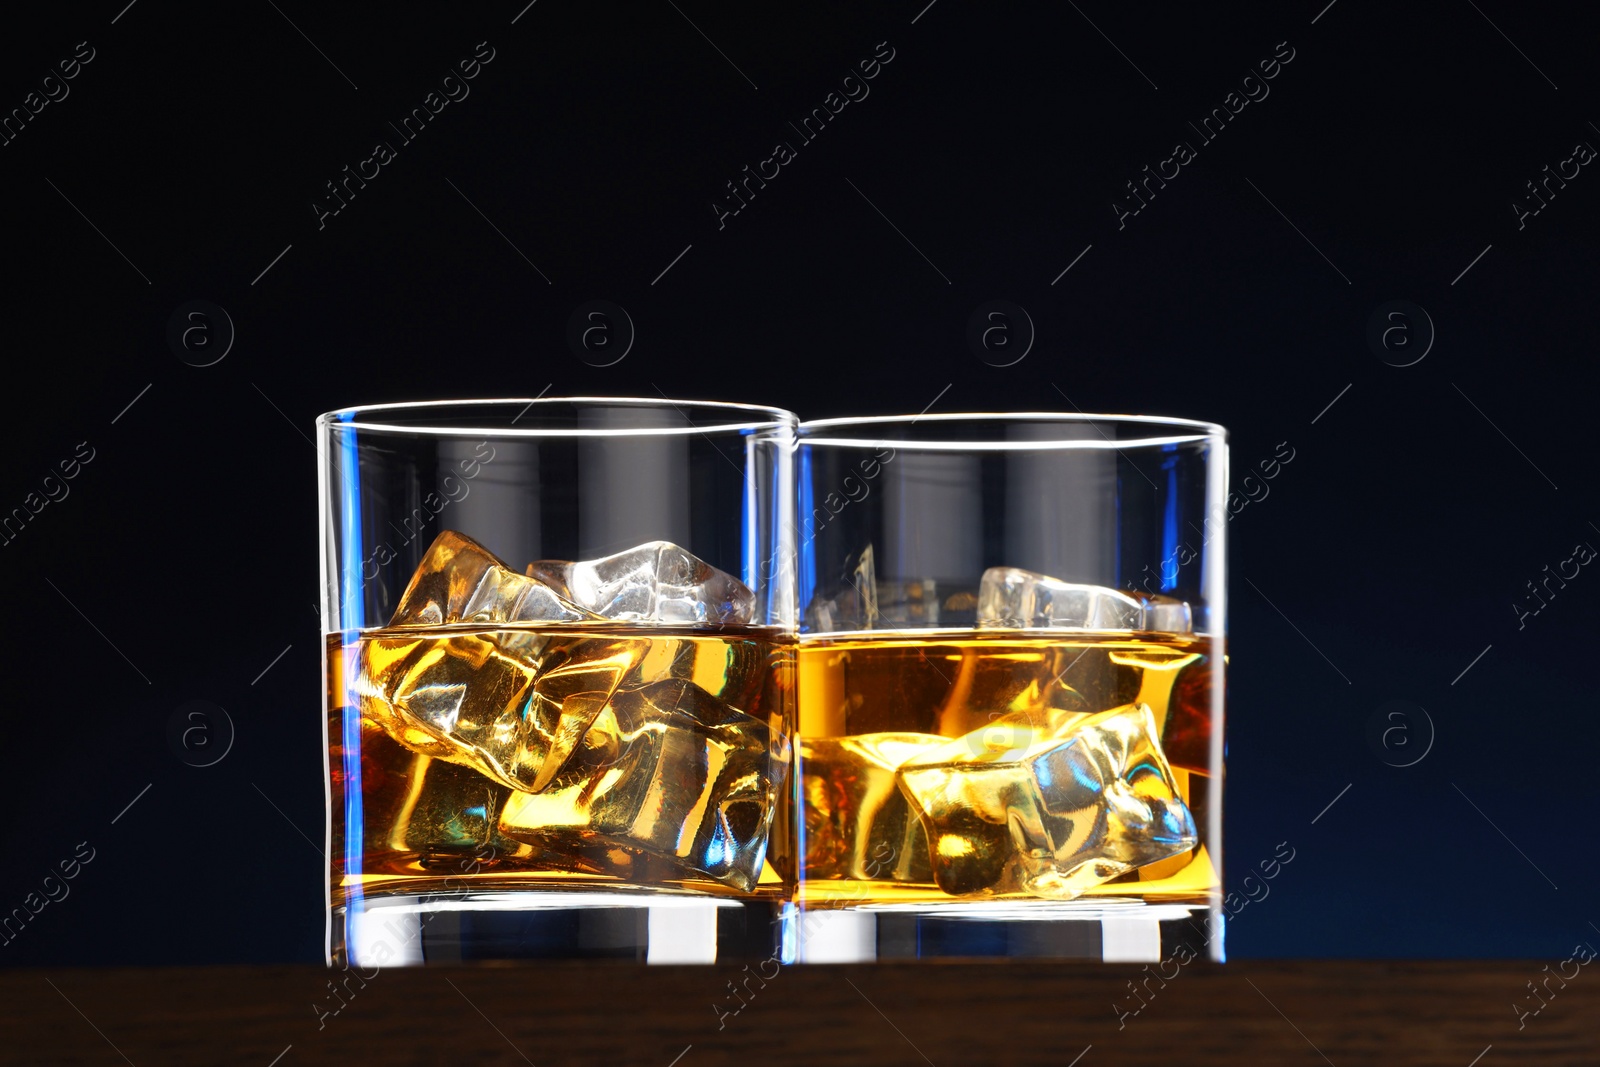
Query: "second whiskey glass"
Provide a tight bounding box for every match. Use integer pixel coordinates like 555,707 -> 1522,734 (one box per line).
792,413 -> 1226,962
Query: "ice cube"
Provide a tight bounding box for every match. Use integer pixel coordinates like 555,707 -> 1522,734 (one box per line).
353,631 -> 648,793
875,579 -> 941,627
1139,592 -> 1194,634
799,733 -> 941,883
897,703 -> 1197,898
390,531 -> 601,627
947,703 -> 1097,759
527,541 -> 755,625
804,546 -> 879,631
977,567 -> 1145,630
498,678 -> 782,891
803,545 -> 944,631
357,743 -> 535,868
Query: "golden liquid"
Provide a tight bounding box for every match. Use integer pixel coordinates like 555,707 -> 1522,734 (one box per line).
795,631 -> 1217,906
327,625 -> 795,906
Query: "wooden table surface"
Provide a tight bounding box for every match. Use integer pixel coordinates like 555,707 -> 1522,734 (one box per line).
0,960 -> 1589,1065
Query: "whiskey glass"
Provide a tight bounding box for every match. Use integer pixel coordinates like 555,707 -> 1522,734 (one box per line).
792,413 -> 1226,962
319,398 -> 796,965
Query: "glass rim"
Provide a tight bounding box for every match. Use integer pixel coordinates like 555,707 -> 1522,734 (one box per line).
316,396 -> 797,437
797,411 -> 1226,450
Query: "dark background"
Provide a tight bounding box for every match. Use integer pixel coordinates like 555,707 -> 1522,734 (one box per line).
2,0 -> 1595,967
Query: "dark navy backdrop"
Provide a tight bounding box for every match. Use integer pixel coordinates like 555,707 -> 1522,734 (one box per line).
1,0 -> 1594,964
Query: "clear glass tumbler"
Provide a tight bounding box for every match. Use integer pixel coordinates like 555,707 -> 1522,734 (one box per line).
791,413 -> 1226,962
319,398 -> 796,966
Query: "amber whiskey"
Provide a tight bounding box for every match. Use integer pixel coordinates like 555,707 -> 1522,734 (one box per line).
796,630 -> 1216,907
327,623 -> 795,908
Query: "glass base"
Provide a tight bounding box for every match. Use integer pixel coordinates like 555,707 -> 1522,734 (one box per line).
792,899 -> 1220,962
331,892 -> 791,966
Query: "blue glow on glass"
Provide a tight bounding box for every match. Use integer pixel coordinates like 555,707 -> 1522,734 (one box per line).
779,902 -> 799,964
740,428 -> 755,598
768,438 -> 780,630
335,413 -> 365,911
341,690 -> 364,888
793,751 -> 809,896
1160,444 -> 1180,592
336,413 -> 365,632
797,447 -> 817,624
